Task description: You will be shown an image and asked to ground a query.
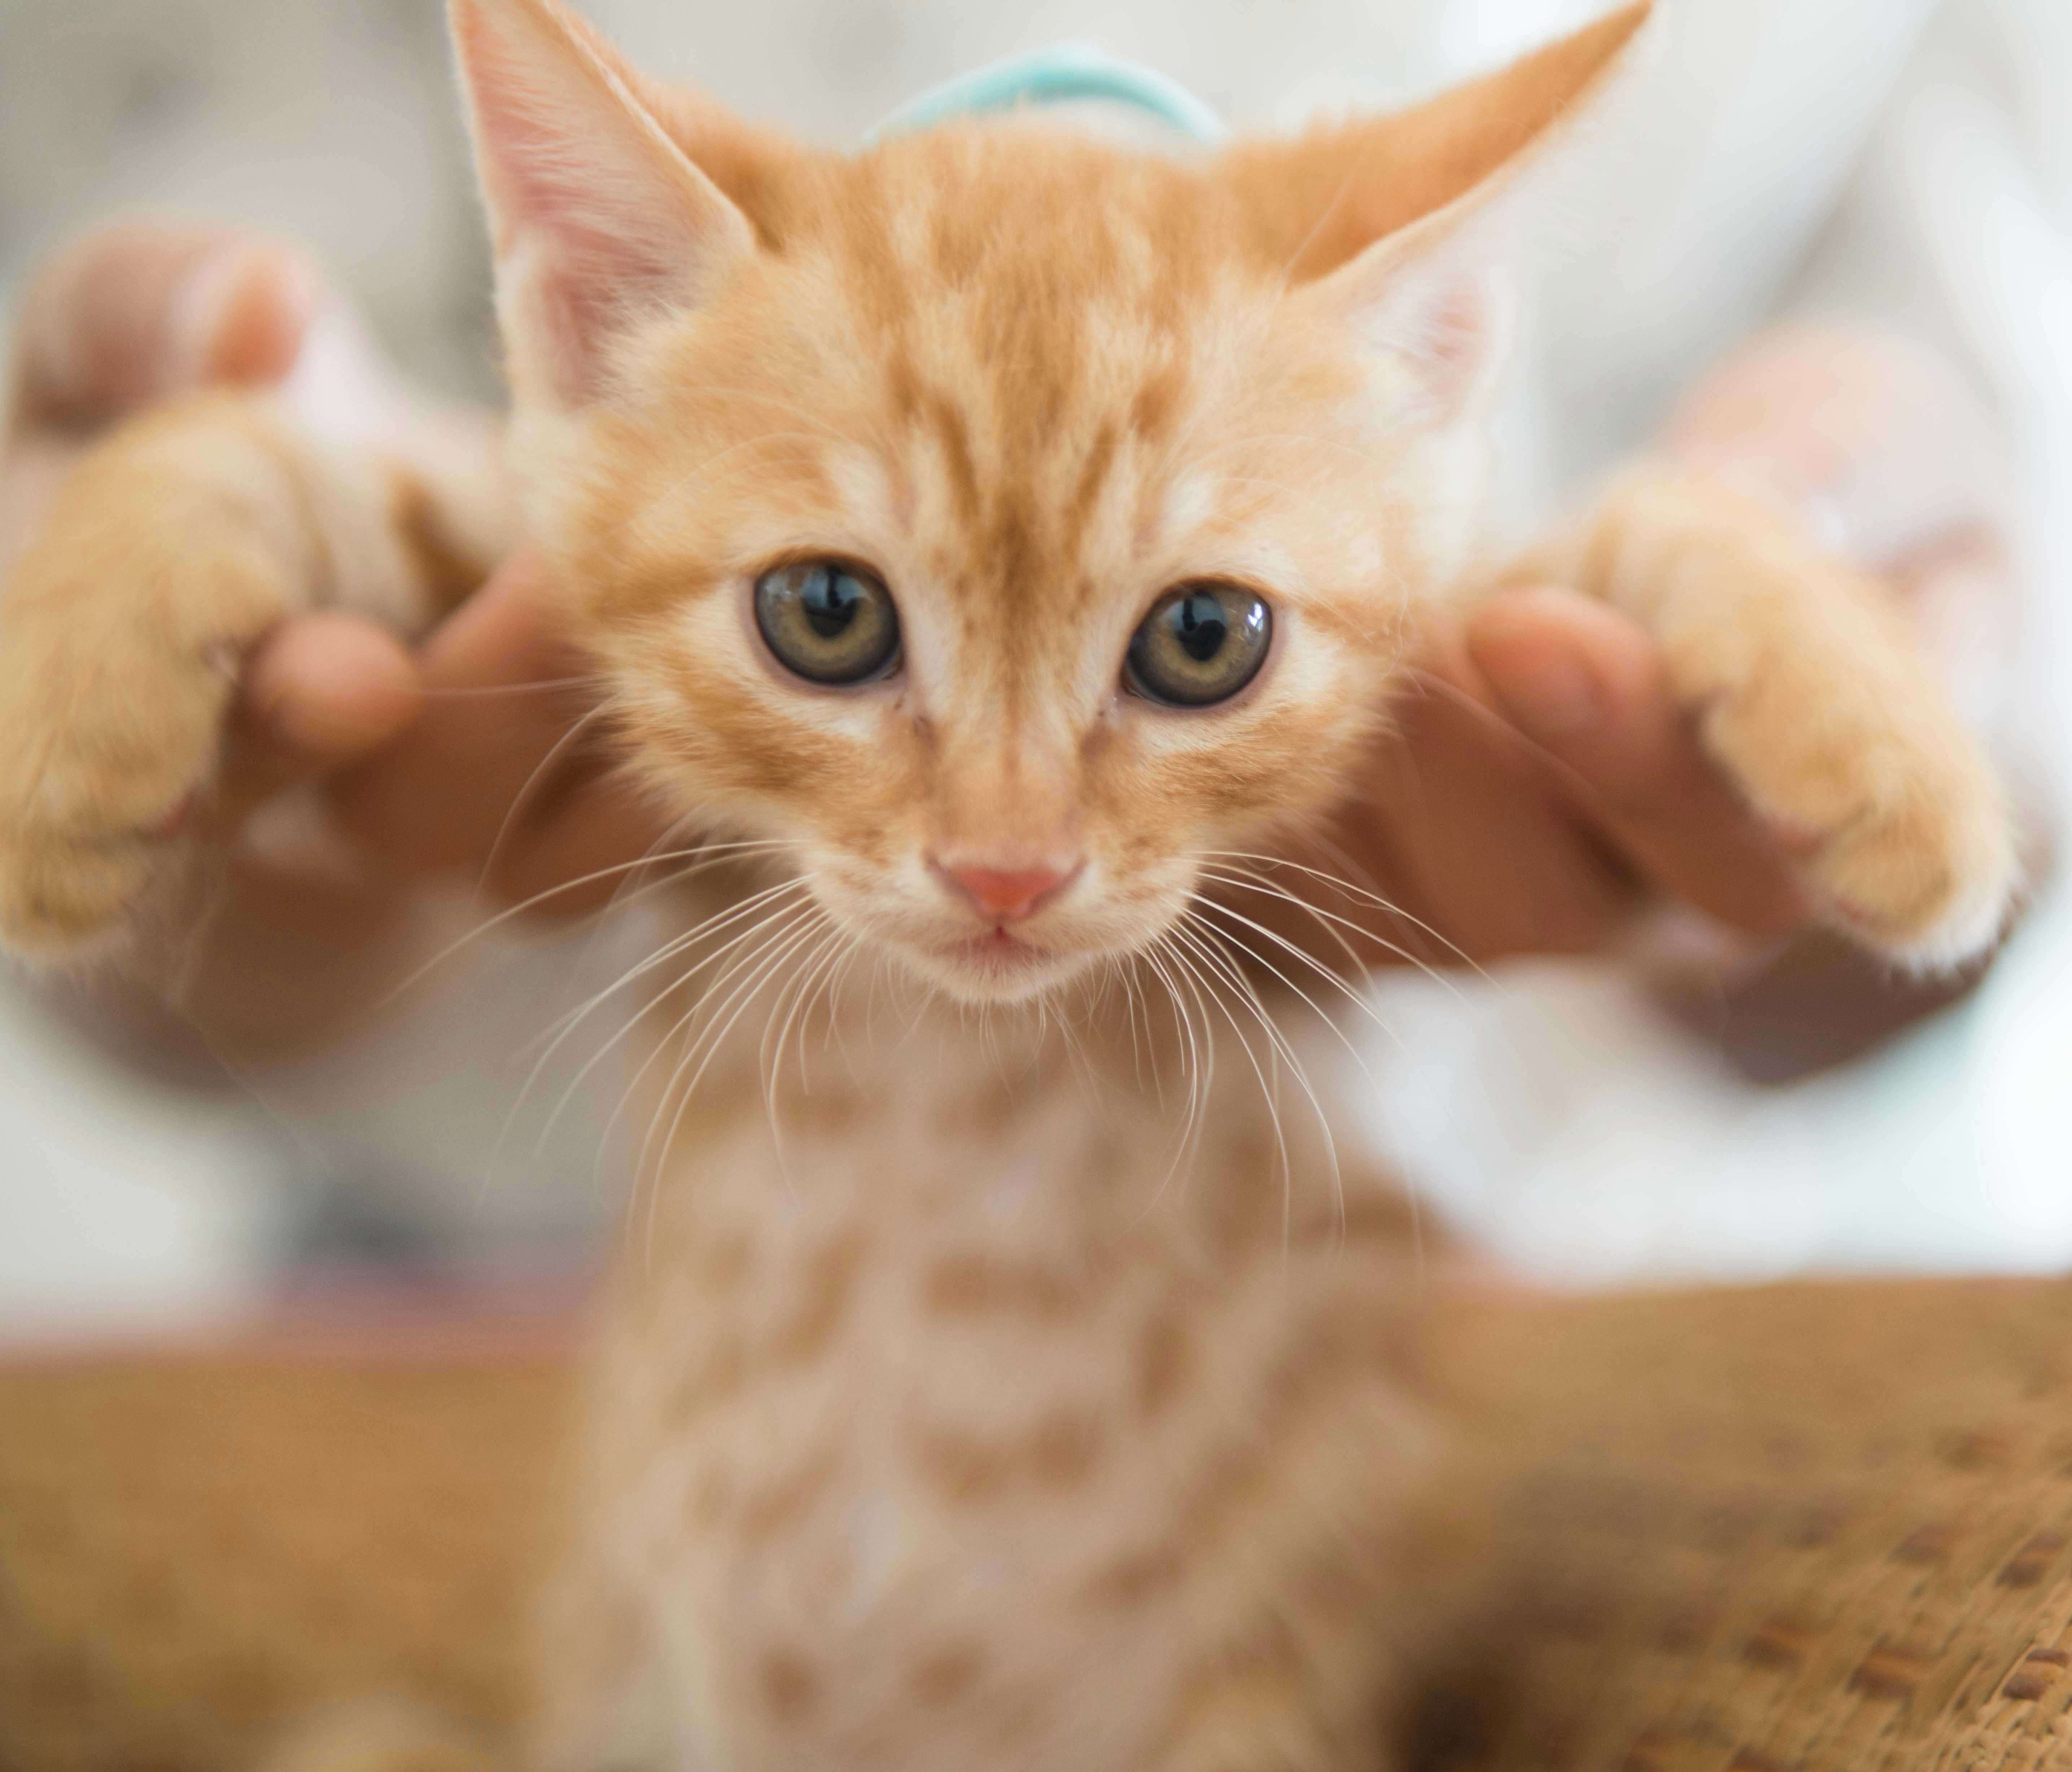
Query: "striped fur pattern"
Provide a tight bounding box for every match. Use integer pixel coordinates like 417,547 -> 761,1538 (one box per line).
0,0 -> 2021,1766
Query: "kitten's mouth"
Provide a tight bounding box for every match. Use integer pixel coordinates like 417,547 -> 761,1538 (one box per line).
947,927 -> 1050,969
914,925 -> 1087,1001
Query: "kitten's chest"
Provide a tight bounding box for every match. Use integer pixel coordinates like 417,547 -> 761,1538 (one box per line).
599,1041 -> 1233,1549
573,1007 -> 1426,1768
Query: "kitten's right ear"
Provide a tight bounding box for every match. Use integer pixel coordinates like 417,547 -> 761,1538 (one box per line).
1244,2 -> 1651,429
449,0 -> 755,407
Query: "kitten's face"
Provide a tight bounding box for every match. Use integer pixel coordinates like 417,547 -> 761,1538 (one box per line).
458,0 -> 1645,1004
551,137 -> 1472,1003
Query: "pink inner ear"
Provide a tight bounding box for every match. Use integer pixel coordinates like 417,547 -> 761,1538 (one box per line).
1323,213 -> 1513,427
491,139 -> 685,399
1408,277 -> 1496,396
452,0 -> 751,406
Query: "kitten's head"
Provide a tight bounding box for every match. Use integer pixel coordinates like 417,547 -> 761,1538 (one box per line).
452,0 -> 1645,1003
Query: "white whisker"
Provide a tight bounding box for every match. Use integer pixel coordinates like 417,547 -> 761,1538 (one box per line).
760,921 -> 851,1178
1198,849 -> 1495,988
1170,916 -> 1342,1250
1161,930 -> 1292,1244
1191,879 -> 1416,1057
520,877 -> 813,1159
381,838 -> 773,1009
609,894 -> 821,1174
523,861 -> 805,1064
555,829 -> 788,996
470,700 -> 618,912
638,906 -> 832,1262
1176,912 -> 1348,1242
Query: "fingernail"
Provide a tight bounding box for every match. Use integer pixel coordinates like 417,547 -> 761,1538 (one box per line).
166,245 -> 246,385
169,244 -> 314,387
1491,650 -> 1601,740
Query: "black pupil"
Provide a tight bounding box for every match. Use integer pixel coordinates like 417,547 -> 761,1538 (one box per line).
1171,591 -> 1228,662
803,567 -> 862,638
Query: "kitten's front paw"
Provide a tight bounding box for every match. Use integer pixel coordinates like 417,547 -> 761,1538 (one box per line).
1691,619 -> 2016,968
0,574 -> 246,958
0,405 -> 300,957
1640,479 -> 2020,968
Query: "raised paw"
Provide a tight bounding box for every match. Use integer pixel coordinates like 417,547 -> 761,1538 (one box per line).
0,395 -> 306,956
1616,468 -> 2020,967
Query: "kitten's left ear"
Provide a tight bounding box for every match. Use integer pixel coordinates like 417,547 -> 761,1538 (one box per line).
1241,1 -> 1652,425
450,0 -> 756,407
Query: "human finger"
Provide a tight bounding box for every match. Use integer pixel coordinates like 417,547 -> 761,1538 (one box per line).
327,550 -> 663,908
11,226 -> 315,430
1466,585 -> 1810,943
1299,615 -> 1643,968
211,614 -> 426,821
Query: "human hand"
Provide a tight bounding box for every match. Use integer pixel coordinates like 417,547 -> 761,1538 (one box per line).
1249,323 -> 2019,1039
1288,583 -> 1814,973
2,227 -> 668,1047
1,229 -> 552,1041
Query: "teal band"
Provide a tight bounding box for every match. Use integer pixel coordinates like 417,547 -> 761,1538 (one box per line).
866,41 -> 1228,148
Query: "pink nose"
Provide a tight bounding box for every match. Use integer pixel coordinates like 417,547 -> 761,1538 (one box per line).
935,859 -> 1080,924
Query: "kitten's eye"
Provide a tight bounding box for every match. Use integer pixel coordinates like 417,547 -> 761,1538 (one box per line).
1125,583 -> 1272,707
754,559 -> 901,685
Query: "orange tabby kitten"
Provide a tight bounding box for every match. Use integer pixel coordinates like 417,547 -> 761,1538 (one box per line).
0,0 -> 2020,1765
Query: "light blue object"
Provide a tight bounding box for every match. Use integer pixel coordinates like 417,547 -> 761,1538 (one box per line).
865,41 -> 1228,148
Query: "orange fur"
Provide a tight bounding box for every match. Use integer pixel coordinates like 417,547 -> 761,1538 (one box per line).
0,0 -> 2023,1766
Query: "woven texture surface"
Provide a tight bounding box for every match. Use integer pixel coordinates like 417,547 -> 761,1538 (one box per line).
1426,1278 -> 2072,1772
8,1277 -> 2072,1769
0,1345 -> 565,1769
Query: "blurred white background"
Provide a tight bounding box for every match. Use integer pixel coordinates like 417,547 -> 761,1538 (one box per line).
2,0 -> 2069,1338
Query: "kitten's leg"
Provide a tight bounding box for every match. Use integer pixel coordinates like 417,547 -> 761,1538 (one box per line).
1494,456 -> 2020,966
0,385 -> 506,956
1140,1669 -> 1403,1772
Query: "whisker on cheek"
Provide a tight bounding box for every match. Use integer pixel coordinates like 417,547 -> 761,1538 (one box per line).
542,882 -> 818,1210
637,903 -> 833,1266
1192,876 -> 1421,1053
523,872 -> 813,1154
1179,909 -> 1354,1240
1170,917 -> 1318,1252
470,699 -> 619,914
760,920 -> 852,1181
1198,847 -> 1496,987
548,823 -> 777,1003
377,824 -> 748,1010
1132,934 -> 1214,1215
580,891 -> 818,1237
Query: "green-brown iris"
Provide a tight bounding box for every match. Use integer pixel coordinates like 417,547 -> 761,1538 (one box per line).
1126,583 -> 1272,707
754,559 -> 902,685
